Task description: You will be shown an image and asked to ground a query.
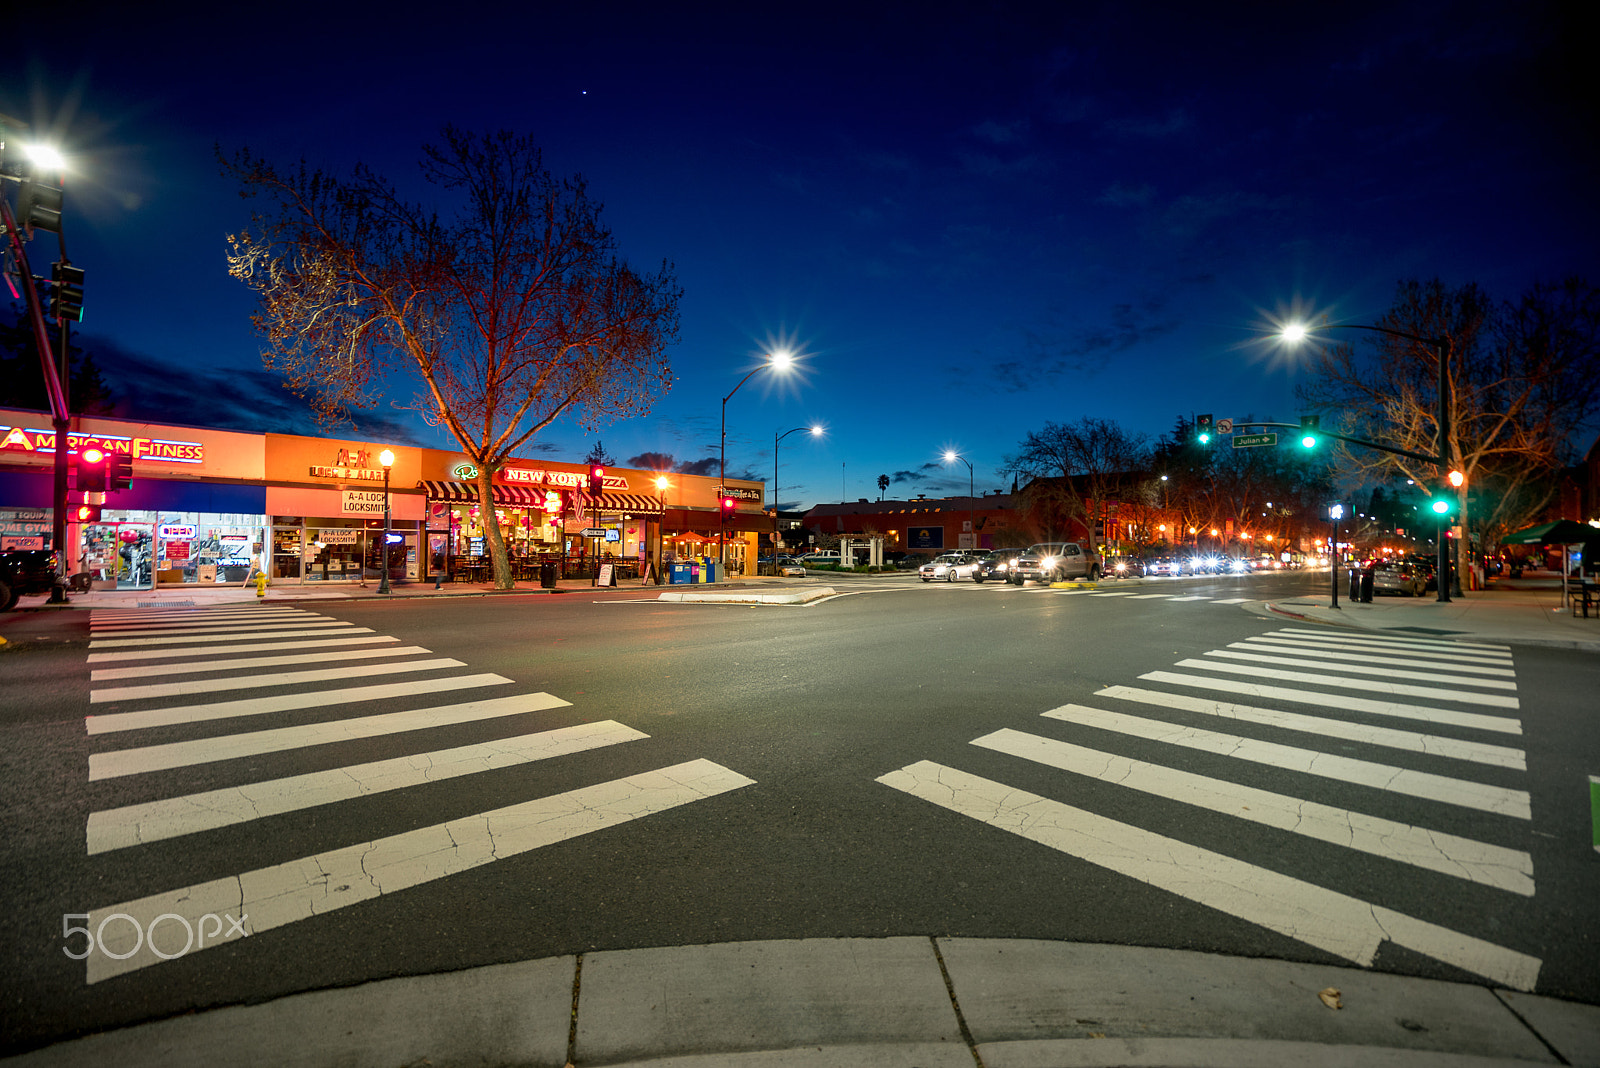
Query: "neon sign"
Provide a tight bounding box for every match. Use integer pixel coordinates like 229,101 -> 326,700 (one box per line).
0,426 -> 205,463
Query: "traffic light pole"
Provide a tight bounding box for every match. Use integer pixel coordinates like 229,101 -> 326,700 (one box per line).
0,194 -> 73,601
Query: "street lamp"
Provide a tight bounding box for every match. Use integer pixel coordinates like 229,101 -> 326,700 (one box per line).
1281,320 -> 1454,603
943,450 -> 975,550
377,449 -> 395,594
720,352 -> 795,567
773,425 -> 823,574
1329,503 -> 1344,610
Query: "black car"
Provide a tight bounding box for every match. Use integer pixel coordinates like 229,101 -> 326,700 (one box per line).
973,547 -> 1029,583
1105,554 -> 1146,579
0,549 -> 59,611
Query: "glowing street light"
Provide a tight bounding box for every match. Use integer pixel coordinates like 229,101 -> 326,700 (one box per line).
943,449 -> 976,550
772,425 -> 823,573
720,352 -> 797,567
377,449 -> 395,594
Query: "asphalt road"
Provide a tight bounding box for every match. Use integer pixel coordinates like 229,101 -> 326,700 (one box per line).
2,569 -> 1596,1055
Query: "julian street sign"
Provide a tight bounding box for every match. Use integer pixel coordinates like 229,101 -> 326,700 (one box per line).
1232,433 -> 1278,448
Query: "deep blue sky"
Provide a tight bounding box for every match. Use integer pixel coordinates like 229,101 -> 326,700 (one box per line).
7,2 -> 1595,508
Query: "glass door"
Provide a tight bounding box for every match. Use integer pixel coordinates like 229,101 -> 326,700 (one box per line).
272,527 -> 303,581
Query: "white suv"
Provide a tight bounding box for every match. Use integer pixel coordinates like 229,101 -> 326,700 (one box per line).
1009,542 -> 1101,585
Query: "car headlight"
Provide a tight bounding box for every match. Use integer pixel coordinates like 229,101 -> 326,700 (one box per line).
1114,562 -> 1127,571
1041,557 -> 1057,569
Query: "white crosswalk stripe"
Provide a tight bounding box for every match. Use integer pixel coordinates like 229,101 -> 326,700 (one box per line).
76,607 -> 754,982
878,625 -> 1541,989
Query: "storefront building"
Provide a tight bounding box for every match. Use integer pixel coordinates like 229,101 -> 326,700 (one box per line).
1,406 -> 766,587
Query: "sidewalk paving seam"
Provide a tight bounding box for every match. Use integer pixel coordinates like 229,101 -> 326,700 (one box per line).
930,936 -> 986,1068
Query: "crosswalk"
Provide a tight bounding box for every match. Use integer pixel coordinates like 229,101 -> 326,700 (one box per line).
878,625 -> 1542,990
78,606 -> 753,984
936,582 -> 1254,605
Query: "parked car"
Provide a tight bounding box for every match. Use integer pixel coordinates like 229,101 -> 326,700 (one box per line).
1144,556 -> 1185,577
1010,542 -> 1101,585
973,547 -> 1028,583
799,552 -> 842,568
919,552 -> 983,582
779,561 -> 807,577
0,549 -> 59,611
1105,554 -> 1146,579
1372,561 -> 1427,597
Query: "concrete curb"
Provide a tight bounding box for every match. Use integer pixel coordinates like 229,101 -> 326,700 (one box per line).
7,937 -> 1595,1067
656,587 -> 838,605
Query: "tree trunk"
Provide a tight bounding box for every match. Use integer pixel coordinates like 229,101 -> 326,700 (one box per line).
477,465 -> 514,590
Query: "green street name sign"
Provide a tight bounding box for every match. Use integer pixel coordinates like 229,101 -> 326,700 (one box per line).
1232,433 -> 1278,448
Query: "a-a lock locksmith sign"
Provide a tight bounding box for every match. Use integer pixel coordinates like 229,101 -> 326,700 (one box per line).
341,490 -> 388,515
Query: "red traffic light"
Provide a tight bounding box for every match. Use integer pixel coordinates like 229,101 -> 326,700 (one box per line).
73,447 -> 109,492
587,465 -> 606,496
721,497 -> 736,511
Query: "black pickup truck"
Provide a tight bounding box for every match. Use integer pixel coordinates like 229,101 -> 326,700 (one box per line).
0,549 -> 59,611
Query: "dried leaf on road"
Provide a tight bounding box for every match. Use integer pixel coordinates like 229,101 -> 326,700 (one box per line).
1319,987 -> 1343,1009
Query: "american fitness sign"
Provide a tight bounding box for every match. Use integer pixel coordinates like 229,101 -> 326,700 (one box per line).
0,426 -> 205,463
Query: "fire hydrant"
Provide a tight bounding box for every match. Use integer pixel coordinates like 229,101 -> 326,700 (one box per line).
254,571 -> 269,600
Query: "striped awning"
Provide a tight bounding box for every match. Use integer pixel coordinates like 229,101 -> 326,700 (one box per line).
417,480 -> 541,505
592,492 -> 664,516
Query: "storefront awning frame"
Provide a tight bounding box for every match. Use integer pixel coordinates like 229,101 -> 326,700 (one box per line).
417,480 -> 541,505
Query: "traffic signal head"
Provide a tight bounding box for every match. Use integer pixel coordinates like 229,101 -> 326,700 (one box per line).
17,178 -> 63,235
73,447 -> 108,492
588,465 -> 605,496
1299,414 -> 1319,449
73,503 -> 101,523
50,262 -> 84,322
1196,413 -> 1213,445
108,452 -> 133,491
721,496 -> 736,513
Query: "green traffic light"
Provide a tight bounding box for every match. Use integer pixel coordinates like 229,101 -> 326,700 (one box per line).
1430,500 -> 1450,514
1300,434 -> 1317,448
1197,432 -> 1211,444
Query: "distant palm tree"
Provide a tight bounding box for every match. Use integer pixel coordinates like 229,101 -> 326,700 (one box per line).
877,474 -> 890,500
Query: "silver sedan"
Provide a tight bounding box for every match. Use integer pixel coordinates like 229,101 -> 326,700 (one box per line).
919,552 -> 982,582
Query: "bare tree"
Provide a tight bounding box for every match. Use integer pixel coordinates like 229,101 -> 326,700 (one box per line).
223,128 -> 681,588
1004,417 -> 1150,543
1299,278 -> 1600,555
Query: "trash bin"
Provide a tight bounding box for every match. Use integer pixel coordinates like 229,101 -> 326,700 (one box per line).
1360,568 -> 1375,603
539,563 -> 557,589
1349,567 -> 1362,602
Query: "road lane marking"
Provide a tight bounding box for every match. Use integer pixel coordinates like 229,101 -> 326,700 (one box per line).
972,729 -> 1533,895
89,658 -> 467,703
1592,775 -> 1600,855
87,719 -> 647,853
1040,703 -> 1531,818
1097,685 -> 1526,769
1198,649 -> 1518,690
877,760 -> 1540,990
1138,671 -> 1521,735
1165,595 -> 1209,601
1250,634 -> 1512,665
1171,659 -> 1520,709
85,758 -> 755,983
1089,592 -> 1138,597
86,674 -> 514,737
1211,598 -> 1253,604
87,635 -> 400,662
90,646 -> 433,680
89,619 -> 352,638
90,609 -> 312,625
1126,593 -> 1178,599
1231,639 -> 1516,676
1274,627 -> 1511,655
88,689 -> 566,778
90,626 -> 372,649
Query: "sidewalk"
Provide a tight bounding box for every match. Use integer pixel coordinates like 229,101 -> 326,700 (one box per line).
1256,571 -> 1600,652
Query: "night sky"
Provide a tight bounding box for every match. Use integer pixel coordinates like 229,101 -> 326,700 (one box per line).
7,2 -> 1595,508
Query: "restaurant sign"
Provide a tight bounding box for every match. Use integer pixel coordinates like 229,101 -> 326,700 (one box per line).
0,425 -> 204,463
451,461 -> 626,490
717,486 -> 764,502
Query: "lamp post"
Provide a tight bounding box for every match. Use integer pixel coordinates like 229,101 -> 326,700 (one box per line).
653,475 -> 671,584
377,449 -> 395,594
943,450 -> 975,551
773,425 -> 823,574
1281,321 -> 1453,603
720,352 -> 794,567
1329,503 -> 1343,610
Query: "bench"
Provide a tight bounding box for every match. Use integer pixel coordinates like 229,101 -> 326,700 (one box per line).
1571,580 -> 1598,618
